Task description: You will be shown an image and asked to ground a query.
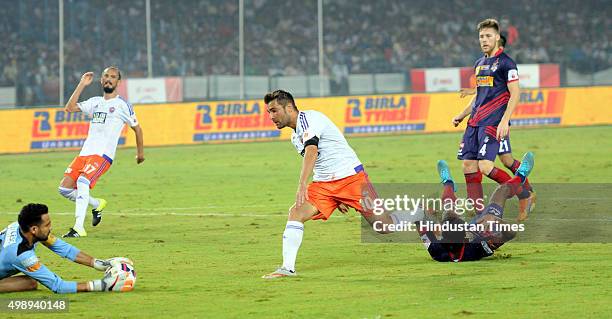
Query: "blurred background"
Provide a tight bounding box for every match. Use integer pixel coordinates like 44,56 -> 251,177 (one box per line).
0,0 -> 610,107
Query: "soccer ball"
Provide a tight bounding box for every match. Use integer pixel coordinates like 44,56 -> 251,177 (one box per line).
106,261 -> 137,292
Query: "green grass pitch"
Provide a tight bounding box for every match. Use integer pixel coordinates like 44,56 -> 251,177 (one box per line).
0,125 -> 611,318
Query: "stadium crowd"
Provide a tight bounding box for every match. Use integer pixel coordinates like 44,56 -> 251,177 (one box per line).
1,0 -> 609,106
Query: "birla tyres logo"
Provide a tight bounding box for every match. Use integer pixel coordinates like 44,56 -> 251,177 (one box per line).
193,101 -> 279,142
511,90 -> 565,126
344,95 -> 429,135
31,110 -> 127,150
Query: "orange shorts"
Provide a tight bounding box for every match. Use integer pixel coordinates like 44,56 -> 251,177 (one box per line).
307,171 -> 378,221
64,155 -> 112,189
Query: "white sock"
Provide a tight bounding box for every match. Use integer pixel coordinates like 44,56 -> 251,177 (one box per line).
282,221 -> 304,272
74,177 -> 90,232
58,187 -> 77,201
89,197 -> 100,210
59,186 -> 99,209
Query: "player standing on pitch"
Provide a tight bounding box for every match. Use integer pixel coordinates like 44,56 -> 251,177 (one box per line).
58,67 -> 144,238
0,204 -> 133,293
262,90 -> 419,279
457,34 -> 536,221
451,19 -> 534,221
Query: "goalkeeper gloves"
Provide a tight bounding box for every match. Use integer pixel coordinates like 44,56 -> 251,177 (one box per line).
88,269 -> 131,292
93,257 -> 134,271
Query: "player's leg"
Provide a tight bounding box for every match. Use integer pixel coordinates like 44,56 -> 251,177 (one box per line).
475,126 -> 513,185
498,144 -> 536,221
498,136 -> 533,192
63,156 -> 111,237
0,275 -> 38,292
458,127 -> 484,210
476,152 -> 535,223
59,175 -> 103,209
437,159 -> 457,205
462,160 -> 483,212
263,200 -> 320,279
59,157 -> 105,228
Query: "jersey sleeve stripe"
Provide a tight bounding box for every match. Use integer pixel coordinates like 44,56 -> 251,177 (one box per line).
119,96 -> 135,115
299,113 -> 308,131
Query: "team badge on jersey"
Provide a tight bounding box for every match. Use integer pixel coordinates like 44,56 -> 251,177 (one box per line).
109,107 -> 115,113
92,112 -> 107,124
491,59 -> 499,72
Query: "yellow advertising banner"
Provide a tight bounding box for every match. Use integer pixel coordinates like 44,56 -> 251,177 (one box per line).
0,86 -> 610,154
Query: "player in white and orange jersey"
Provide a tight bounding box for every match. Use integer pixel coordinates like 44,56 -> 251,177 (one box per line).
261,90 -> 419,279
58,67 -> 144,238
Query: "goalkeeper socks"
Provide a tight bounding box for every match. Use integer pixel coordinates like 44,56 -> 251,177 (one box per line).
74,176 -> 90,232
88,280 -> 103,292
282,221 -> 304,272
464,172 -> 483,211
59,186 -> 101,208
486,167 -> 512,184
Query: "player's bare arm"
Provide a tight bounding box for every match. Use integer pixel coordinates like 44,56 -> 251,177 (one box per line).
297,145 -> 317,207
131,125 -> 145,164
496,80 -> 520,140
459,88 -> 476,98
65,72 -> 94,113
453,96 -> 475,127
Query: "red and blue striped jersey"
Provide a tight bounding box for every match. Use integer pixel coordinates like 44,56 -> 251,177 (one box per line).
468,49 -> 519,127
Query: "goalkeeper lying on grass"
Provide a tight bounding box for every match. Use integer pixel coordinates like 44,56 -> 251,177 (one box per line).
0,203 -> 133,293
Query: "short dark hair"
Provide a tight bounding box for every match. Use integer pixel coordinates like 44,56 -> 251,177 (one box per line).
264,90 -> 297,110
104,66 -> 122,80
499,33 -> 507,47
477,18 -> 500,33
18,204 -> 48,231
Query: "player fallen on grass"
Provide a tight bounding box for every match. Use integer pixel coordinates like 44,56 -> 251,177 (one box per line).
415,152 -> 534,262
59,67 -> 144,238
262,90 -> 419,279
0,204 -> 133,293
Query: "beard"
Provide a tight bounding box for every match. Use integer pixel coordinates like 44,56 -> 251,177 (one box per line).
103,85 -> 116,93
34,232 -> 49,242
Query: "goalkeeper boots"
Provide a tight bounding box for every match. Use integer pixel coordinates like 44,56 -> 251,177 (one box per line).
92,198 -> 107,227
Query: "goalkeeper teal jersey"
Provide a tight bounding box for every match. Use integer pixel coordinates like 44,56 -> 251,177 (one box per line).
0,222 -> 80,293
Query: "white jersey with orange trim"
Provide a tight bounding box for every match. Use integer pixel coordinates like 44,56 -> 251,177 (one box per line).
291,110 -> 362,182
77,96 -> 138,161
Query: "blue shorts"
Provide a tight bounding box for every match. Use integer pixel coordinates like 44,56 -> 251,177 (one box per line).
457,126 -> 512,161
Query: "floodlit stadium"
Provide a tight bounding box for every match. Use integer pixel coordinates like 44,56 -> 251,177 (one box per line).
0,0 -> 610,317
